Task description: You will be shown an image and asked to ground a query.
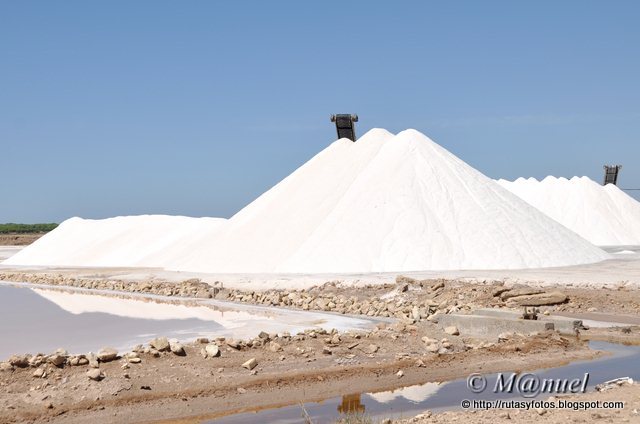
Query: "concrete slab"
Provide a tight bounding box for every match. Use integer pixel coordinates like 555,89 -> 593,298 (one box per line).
471,308 -> 582,334
438,313 -> 554,339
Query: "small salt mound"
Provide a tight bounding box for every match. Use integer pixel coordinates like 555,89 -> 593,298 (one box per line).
4,215 -> 226,267
497,176 -> 640,246
167,129 -> 609,273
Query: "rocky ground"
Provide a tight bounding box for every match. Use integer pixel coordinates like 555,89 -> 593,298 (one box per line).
0,325 -> 595,424
2,272 -> 640,319
0,272 -> 639,423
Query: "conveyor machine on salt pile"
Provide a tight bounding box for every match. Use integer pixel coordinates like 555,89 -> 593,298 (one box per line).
603,165 -> 622,186
330,114 -> 358,141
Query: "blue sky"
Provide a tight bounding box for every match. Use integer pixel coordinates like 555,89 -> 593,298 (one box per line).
2,1 -> 639,223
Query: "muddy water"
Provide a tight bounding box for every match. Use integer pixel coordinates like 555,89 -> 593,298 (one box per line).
0,282 -> 381,359
210,341 -> 640,424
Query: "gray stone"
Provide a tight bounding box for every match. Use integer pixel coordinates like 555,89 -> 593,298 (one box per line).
425,343 -> 439,353
86,368 -> 104,381
87,353 -> 99,368
268,342 -> 282,352
169,340 -> 185,356
411,306 -> 421,320
444,326 -> 460,336
8,355 -> 29,368
150,337 -> 170,352
32,367 -> 46,378
500,287 -> 545,301
507,291 -> 568,306
97,347 -> 118,362
366,344 -> 379,354
48,354 -> 66,367
28,355 -> 44,367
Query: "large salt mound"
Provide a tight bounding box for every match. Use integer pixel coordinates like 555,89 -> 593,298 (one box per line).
164,128 -> 610,273
4,215 -> 226,267
497,176 -> 640,246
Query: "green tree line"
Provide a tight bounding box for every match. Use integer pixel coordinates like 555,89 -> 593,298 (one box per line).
0,223 -> 58,234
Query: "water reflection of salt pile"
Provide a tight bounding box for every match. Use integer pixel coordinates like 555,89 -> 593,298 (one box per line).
32,289 -> 268,329
367,382 -> 441,403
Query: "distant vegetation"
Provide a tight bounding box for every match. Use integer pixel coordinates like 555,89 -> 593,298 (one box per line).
0,223 -> 58,234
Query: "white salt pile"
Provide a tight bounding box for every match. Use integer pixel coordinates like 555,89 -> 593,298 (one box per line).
4,215 -> 226,268
166,129 -> 609,273
5,129 -> 610,273
498,176 -> 640,246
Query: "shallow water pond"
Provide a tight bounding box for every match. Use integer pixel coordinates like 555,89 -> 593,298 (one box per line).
210,341 -> 640,424
0,282 -> 380,359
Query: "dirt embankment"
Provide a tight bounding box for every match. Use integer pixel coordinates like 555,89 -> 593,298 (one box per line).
0,233 -> 44,246
0,328 -> 593,424
2,271 -> 640,319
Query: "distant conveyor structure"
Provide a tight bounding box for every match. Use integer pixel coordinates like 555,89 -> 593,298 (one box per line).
603,165 -> 622,186
330,114 -> 358,141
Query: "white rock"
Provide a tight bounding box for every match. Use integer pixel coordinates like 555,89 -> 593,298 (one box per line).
150,337 -> 170,352
204,344 -> 220,358
444,326 -> 459,336
268,342 -> 282,352
242,358 -> 257,370
86,368 -> 104,381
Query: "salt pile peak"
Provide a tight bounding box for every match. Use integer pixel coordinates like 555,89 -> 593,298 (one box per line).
166,128 -> 396,272
167,128 -> 609,273
498,176 -> 640,245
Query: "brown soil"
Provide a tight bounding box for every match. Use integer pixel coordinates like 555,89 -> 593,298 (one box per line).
0,331 -> 595,424
0,234 -> 44,246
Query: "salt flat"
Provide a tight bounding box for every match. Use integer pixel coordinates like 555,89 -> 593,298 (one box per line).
3,245 -> 639,290
0,246 -> 22,261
